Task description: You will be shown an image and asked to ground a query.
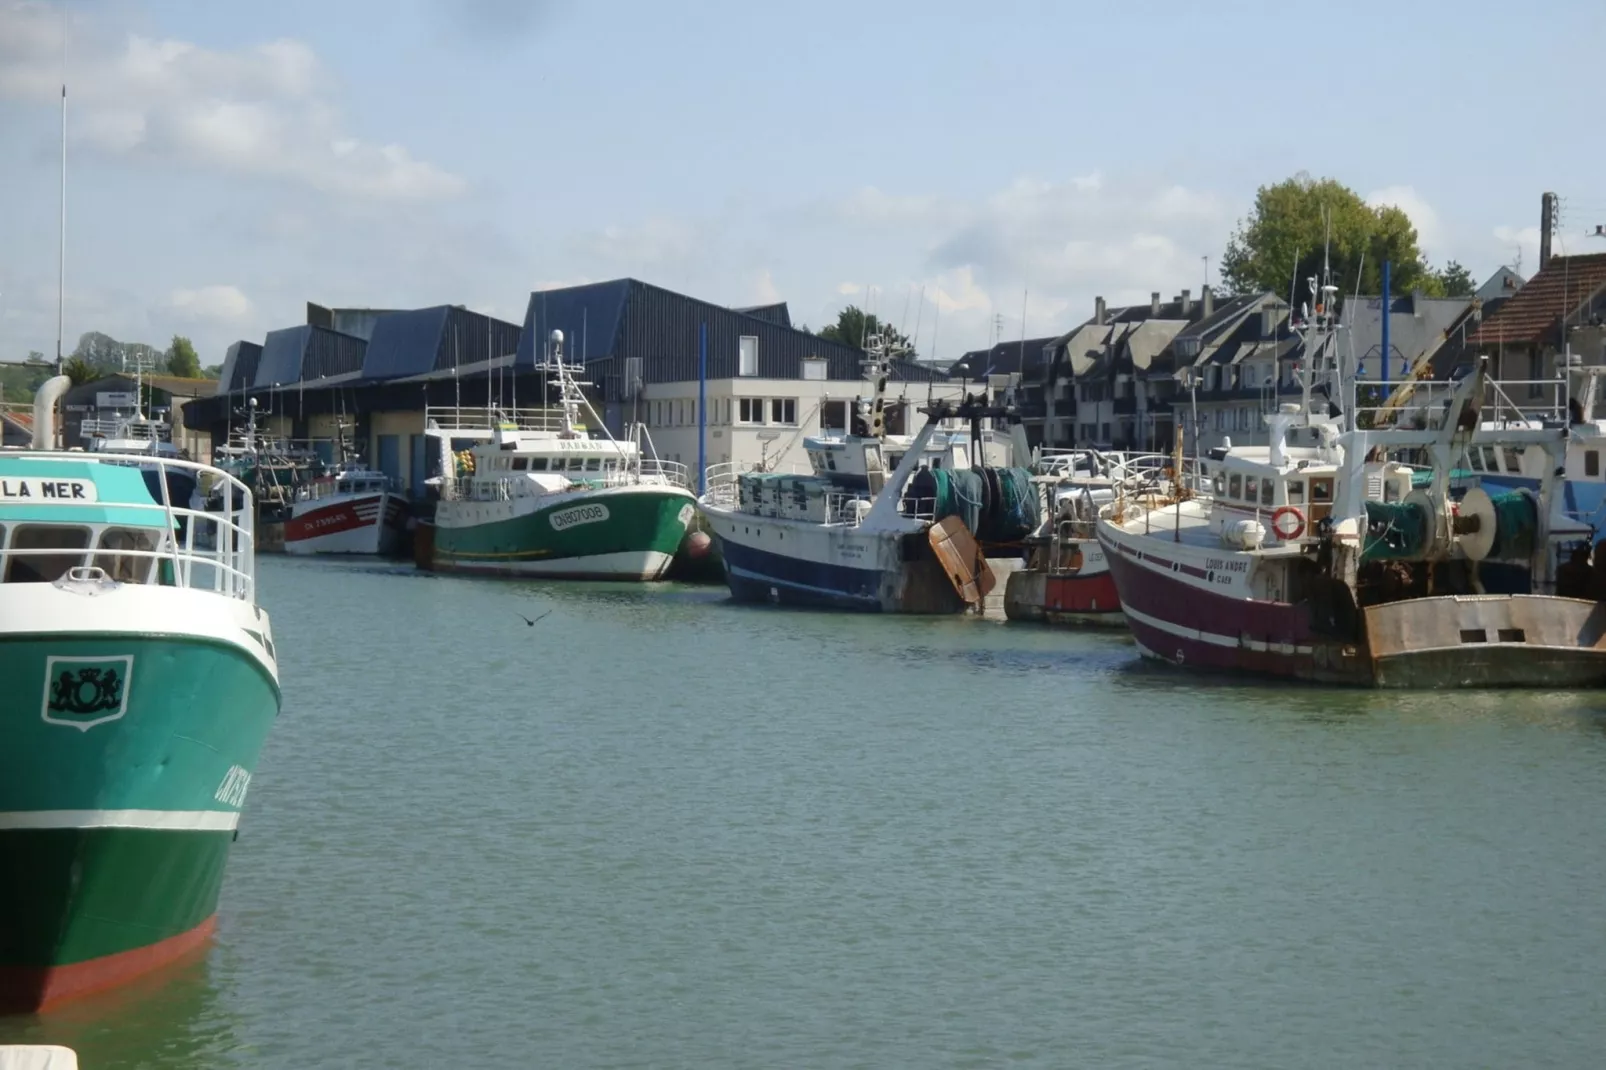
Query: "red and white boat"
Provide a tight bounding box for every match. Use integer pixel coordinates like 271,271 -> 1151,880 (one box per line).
1005,450 -> 1175,627
1097,270 -> 1606,689
284,466 -> 408,556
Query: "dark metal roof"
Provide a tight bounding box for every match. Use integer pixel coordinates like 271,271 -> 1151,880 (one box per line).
947,337 -> 1059,381
253,326 -> 367,387
361,306 -> 522,380
513,279 -> 879,400
216,340 -> 262,395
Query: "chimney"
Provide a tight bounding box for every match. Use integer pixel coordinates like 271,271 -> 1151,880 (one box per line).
1202,285 -> 1214,318
1095,296 -> 1107,326
1151,291 -> 1161,317
1541,191 -> 1556,272
1180,289 -> 1192,317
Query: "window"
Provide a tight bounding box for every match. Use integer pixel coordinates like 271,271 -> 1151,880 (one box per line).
1228,473 -> 1242,499
1482,446 -> 1499,471
738,398 -> 764,424
584,458 -> 601,472
1100,423 -> 1110,442
822,400 -> 848,431
530,457 -> 549,471
1288,481 -> 1305,503
1311,478 -> 1334,504
94,527 -> 159,584
1212,473 -> 1225,495
6,525 -> 90,583
739,335 -> 759,377
512,457 -> 528,471
801,358 -> 827,381
771,398 -> 797,425
1468,449 -> 1483,472
1502,447 -> 1521,472
1260,478 -> 1273,507
1588,450 -> 1600,478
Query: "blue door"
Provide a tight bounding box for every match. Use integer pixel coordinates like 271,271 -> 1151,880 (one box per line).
377,434 -> 401,485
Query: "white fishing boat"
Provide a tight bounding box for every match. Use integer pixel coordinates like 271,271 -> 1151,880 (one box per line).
700,339 -> 1037,613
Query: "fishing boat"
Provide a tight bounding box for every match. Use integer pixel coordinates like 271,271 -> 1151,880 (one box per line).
417,330 -> 697,580
0,378 -> 280,1011
283,426 -> 407,556
1004,450 -> 1179,627
1097,267 -> 1606,688
700,343 -> 1037,613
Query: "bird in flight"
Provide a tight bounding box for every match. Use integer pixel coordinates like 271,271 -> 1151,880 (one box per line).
517,609 -> 552,626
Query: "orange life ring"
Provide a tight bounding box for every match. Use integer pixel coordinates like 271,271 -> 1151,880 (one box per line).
1271,505 -> 1305,541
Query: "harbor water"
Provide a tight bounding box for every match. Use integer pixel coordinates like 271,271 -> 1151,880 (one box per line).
6,556 -> 1606,1067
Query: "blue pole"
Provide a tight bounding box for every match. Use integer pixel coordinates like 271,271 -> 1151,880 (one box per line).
1380,260 -> 1391,385
697,322 -> 707,495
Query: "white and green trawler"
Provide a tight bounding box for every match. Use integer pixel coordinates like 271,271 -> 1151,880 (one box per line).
0,377 -> 280,1012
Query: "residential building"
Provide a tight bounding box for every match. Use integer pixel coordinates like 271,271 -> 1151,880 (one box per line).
1466,253 -> 1606,391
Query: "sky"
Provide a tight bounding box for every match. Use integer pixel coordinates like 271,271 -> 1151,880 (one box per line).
3,0 -> 1605,370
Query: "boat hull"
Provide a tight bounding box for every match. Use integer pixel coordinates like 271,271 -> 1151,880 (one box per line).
430,485 -> 696,581
1100,521 -> 1606,688
702,506 -> 970,613
284,491 -> 407,556
0,600 -> 280,1013
1003,538 -> 1125,627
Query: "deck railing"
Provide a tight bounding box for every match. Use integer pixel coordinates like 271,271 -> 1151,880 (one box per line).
1352,377 -> 1568,430
0,453 -> 257,601
424,405 -> 568,433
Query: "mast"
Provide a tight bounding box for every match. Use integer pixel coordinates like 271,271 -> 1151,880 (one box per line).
56,12 -> 67,377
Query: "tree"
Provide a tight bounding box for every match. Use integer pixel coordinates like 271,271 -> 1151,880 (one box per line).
165,335 -> 202,378
63,357 -> 97,387
25,350 -> 46,364
1220,175 -> 1435,305
1435,260 -> 1476,298
202,363 -> 225,379
818,306 -> 915,356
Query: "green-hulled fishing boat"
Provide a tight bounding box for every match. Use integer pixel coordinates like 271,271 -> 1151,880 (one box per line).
418,330 -> 697,580
0,378 -> 279,1012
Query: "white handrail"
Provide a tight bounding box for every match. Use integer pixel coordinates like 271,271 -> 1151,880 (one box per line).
0,452 -> 257,600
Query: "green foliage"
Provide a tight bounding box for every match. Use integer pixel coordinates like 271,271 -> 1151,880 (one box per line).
62,357 -> 98,387
165,335 -> 202,378
1435,260 -> 1476,298
72,331 -> 163,373
1220,175 -> 1436,304
0,362 -> 57,404
818,306 -> 914,355
202,363 -> 225,378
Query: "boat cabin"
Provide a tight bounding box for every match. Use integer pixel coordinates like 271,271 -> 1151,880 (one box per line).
0,462 -> 174,585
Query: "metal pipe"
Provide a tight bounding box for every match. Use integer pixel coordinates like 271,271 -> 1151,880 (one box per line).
697,322 -> 707,496
1381,260 -> 1392,385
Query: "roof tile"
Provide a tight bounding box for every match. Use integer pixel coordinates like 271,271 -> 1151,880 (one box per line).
1466,252 -> 1606,347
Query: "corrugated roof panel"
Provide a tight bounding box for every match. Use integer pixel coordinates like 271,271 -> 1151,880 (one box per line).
361,307 -> 451,379
516,282 -> 631,365
254,327 -> 310,388
436,307 -> 522,372
302,326 -> 368,381
216,340 -> 262,394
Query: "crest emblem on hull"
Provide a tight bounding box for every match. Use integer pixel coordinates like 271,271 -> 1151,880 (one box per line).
42,655 -> 134,730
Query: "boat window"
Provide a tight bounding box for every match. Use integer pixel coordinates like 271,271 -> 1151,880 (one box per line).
1587,450 -> 1600,478
1467,450 -> 1483,472
5,525 -> 91,583
337,481 -> 352,494
1481,446 -> 1499,471
1311,478 -> 1334,503
512,457 -> 528,471
1502,447 -> 1521,472
584,458 -> 601,472
94,526 -> 159,584
1260,478 -> 1273,507
530,457 -> 548,471
1228,473 -> 1242,499
1287,480 -> 1305,504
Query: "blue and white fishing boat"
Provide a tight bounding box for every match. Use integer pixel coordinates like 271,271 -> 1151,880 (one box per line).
699,346 -> 1037,613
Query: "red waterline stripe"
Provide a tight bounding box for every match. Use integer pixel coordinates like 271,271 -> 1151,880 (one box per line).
0,914 -> 217,1014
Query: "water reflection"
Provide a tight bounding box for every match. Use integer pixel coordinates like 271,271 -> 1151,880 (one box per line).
0,949 -> 241,1070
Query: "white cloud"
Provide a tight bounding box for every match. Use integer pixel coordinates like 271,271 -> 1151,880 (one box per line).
751,269 -> 781,306
0,3 -> 462,200
167,285 -> 253,323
